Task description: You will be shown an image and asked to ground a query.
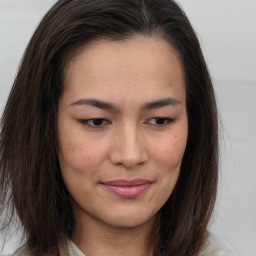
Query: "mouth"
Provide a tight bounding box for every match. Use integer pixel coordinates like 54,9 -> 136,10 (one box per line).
100,179 -> 153,198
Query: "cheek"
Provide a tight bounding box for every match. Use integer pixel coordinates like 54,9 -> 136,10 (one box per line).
151,132 -> 187,169
58,131 -> 109,175
150,132 -> 187,203
61,137 -> 105,170
58,136 -> 109,201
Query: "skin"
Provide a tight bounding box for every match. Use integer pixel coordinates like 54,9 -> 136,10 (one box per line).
58,35 -> 188,256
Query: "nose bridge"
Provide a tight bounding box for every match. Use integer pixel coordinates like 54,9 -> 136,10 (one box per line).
122,121 -> 140,155
110,120 -> 148,168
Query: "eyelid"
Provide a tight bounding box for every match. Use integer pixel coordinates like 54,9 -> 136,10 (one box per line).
78,117 -> 174,128
79,118 -> 111,128
145,117 -> 174,126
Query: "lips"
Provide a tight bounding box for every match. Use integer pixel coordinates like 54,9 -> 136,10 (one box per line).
101,179 -> 153,198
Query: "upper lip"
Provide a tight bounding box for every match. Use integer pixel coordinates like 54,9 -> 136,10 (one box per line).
101,179 -> 153,186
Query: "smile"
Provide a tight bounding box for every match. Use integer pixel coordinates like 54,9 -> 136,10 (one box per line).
101,179 -> 153,198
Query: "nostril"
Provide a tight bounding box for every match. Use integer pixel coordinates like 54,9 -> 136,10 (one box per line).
109,128 -> 149,168
109,149 -> 148,169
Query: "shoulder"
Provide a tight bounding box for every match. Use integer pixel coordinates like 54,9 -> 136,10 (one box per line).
0,245 -> 29,256
199,232 -> 239,256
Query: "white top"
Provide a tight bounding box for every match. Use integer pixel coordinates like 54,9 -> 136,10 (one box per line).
1,233 -> 238,256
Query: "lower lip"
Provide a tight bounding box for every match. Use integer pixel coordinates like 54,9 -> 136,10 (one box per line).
102,183 -> 151,198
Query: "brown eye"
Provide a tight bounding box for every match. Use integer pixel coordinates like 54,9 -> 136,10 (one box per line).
147,117 -> 173,126
80,118 -> 109,127
90,119 -> 105,126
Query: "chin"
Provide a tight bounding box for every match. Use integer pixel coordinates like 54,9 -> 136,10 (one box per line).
101,209 -> 157,230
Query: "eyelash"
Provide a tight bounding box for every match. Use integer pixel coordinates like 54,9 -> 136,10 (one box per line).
80,118 -> 110,127
79,117 -> 174,128
145,117 -> 174,126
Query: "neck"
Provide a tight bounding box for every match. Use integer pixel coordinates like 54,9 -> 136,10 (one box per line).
71,214 -> 157,256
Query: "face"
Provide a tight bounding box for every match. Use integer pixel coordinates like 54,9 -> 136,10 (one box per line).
58,35 -> 188,231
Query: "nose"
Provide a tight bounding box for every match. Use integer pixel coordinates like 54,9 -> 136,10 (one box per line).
109,123 -> 148,169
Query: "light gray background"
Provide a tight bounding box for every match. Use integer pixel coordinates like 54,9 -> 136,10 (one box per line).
0,0 -> 255,255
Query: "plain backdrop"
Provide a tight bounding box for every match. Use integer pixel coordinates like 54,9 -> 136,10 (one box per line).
0,0 -> 256,255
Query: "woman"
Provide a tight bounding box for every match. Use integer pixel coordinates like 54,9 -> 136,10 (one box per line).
0,0 -> 238,255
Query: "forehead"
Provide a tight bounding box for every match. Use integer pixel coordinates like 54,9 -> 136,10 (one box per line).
62,35 -> 185,106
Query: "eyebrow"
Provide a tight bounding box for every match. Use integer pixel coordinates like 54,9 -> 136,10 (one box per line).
141,97 -> 181,110
70,97 -> 181,110
71,99 -> 114,109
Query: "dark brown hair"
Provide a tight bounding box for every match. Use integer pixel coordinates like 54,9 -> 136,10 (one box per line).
0,0 -> 218,255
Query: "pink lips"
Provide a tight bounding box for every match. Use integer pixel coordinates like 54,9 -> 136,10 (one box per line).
101,179 -> 152,198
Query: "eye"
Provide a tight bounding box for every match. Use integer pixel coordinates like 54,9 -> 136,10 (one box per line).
146,117 -> 173,126
80,118 -> 110,127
